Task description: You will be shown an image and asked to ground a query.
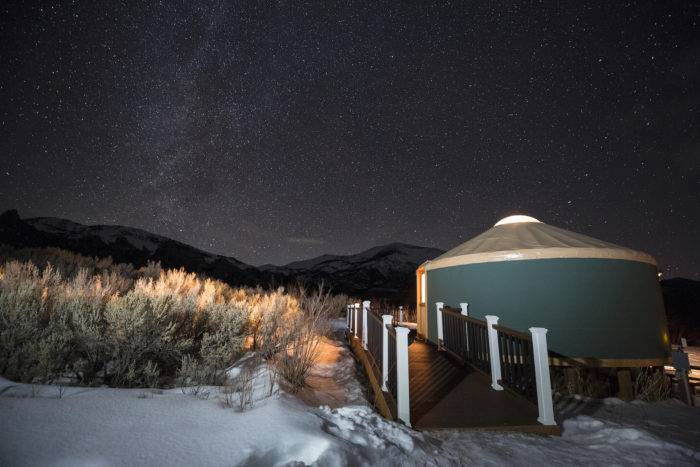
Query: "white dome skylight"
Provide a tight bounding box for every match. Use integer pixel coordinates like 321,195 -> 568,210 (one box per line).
494,215 -> 542,227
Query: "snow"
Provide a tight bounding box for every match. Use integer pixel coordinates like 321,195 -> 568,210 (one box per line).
1,320 -> 699,466
431,414 -> 699,466
28,217 -> 163,253
0,370 -> 335,467
24,217 -> 251,268
263,243 -> 443,276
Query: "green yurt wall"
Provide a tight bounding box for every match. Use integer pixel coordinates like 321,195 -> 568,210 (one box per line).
422,216 -> 670,363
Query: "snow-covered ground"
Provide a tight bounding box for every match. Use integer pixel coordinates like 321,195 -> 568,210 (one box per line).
1,322 -> 699,466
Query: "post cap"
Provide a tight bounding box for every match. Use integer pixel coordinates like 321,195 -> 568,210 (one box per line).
382,314 -> 393,323
528,327 -> 548,335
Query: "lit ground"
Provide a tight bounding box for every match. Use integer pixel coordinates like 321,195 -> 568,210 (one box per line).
294,335 -> 366,409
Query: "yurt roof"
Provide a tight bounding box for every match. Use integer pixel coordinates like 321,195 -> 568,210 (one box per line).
426,215 -> 657,271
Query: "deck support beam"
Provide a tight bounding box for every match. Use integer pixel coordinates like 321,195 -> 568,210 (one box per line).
396,326 -> 411,427
485,315 -> 504,391
616,369 -> 634,401
436,302 -> 444,349
530,327 -> 556,426
381,314 -> 392,391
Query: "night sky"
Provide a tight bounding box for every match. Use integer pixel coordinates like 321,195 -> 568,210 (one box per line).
0,2 -> 698,278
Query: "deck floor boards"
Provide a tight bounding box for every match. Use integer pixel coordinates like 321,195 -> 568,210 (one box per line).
409,340 -> 540,430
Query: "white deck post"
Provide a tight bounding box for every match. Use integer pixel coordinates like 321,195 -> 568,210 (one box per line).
485,315 -> 503,391
436,302 -> 444,348
381,314 -> 392,391
530,327 -> 556,425
398,306 -> 404,323
459,303 -> 469,349
362,300 -> 370,350
353,303 -> 359,338
346,305 -> 351,330
396,326 -> 411,427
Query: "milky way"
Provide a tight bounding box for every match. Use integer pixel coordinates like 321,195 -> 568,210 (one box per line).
0,2 -> 698,277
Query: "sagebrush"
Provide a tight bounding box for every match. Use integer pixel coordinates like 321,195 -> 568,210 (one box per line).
0,246 -> 347,391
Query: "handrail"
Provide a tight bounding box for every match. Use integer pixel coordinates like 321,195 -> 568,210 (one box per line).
547,350 -> 588,367
493,324 -> 532,341
442,306 -> 485,326
443,307 -> 533,340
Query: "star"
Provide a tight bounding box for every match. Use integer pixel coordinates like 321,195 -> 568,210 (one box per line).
0,1 -> 697,278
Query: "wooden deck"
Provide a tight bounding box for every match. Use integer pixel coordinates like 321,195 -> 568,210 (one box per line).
409,340 -> 557,433
409,341 -> 466,424
347,333 -> 559,434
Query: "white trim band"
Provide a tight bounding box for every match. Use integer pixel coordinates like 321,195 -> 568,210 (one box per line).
425,247 -> 657,271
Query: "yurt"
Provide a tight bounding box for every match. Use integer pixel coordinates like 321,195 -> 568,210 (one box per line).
416,215 -> 670,365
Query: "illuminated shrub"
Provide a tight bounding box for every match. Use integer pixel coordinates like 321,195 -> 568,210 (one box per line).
0,247 -> 347,390
0,249 -> 271,387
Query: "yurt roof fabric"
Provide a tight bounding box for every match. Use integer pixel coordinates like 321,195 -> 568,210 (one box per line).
426,219 -> 657,271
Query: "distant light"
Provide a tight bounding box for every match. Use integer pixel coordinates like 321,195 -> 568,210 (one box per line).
494,215 -> 541,227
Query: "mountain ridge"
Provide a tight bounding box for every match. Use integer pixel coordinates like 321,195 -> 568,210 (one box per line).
0,209 -> 443,301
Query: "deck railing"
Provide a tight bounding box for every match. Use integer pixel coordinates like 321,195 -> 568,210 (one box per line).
439,303 -> 556,426
348,303 -> 361,338
441,306 -> 491,375
347,299 -> 555,428
356,305 -> 364,345
367,311 -> 383,377
366,305 -> 417,325
345,300 -> 411,426
378,322 -> 411,426
495,324 -> 536,404
346,304 -> 355,335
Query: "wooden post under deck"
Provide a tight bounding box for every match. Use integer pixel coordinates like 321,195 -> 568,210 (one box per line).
617,369 -> 634,401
